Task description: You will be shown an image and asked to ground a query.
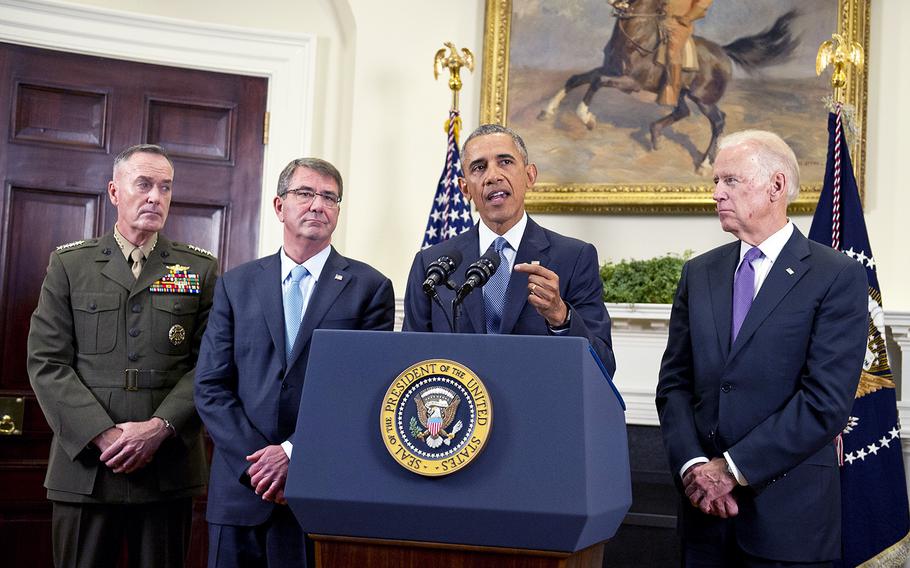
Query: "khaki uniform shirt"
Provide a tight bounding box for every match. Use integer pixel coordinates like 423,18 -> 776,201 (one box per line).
27,231 -> 218,504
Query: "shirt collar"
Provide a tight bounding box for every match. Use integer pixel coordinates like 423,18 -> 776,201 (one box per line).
740,220 -> 794,264
113,225 -> 157,261
280,245 -> 332,283
478,212 -> 528,254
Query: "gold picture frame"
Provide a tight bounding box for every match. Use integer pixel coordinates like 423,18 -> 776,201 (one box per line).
480,0 -> 869,214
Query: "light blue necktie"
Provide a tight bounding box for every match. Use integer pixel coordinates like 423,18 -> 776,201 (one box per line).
284,264 -> 310,359
484,237 -> 510,334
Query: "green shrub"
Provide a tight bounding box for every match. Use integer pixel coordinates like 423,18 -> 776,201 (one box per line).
600,251 -> 692,304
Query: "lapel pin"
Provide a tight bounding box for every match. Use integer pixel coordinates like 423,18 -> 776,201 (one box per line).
530,260 -> 540,265
334,274 -> 343,281
786,267 -> 794,275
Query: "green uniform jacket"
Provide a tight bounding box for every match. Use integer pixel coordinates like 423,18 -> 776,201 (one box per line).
27,232 -> 217,504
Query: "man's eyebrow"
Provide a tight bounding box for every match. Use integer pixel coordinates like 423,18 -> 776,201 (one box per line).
289,185 -> 315,192
495,153 -> 517,161
135,175 -> 173,184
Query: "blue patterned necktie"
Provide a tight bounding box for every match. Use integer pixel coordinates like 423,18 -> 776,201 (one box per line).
484,237 -> 510,334
731,247 -> 764,342
284,264 -> 310,359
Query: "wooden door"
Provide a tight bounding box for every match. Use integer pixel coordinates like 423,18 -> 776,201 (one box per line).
0,42 -> 267,567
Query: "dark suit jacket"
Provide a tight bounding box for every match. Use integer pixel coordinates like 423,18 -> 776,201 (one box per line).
402,217 -> 615,376
28,232 -> 216,503
655,227 -> 868,562
194,247 -> 395,526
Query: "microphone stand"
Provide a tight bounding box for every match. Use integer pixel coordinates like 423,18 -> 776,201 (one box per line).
428,279 -> 457,333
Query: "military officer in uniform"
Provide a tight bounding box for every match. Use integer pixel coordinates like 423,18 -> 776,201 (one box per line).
27,144 -> 218,568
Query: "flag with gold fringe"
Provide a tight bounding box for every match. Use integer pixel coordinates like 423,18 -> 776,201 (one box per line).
421,109 -> 473,249
808,103 -> 910,567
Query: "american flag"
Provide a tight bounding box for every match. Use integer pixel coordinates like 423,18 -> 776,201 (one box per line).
809,105 -> 910,567
421,109 -> 473,249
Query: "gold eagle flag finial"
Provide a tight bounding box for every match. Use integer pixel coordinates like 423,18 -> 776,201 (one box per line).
816,33 -> 864,94
434,42 -> 474,135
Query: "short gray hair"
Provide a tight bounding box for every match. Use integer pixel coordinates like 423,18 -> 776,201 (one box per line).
113,144 -> 173,174
718,130 -> 800,203
277,157 -> 344,199
462,124 -> 530,165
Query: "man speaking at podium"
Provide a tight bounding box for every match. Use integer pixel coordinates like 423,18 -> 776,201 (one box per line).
403,124 -> 615,376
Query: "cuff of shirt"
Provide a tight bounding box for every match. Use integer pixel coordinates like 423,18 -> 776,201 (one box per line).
281,440 -> 293,459
723,451 -> 748,486
679,456 -> 709,479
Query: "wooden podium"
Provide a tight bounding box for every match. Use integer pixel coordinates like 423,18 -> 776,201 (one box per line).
311,535 -> 604,568
286,331 -> 630,564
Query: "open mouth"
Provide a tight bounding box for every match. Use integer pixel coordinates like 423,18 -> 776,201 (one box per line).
486,190 -> 510,203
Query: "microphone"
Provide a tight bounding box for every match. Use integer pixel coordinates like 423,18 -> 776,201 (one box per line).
453,248 -> 502,305
422,251 -> 463,297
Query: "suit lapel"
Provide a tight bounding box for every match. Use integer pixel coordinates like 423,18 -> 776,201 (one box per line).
728,229 -> 811,361
500,218 -> 549,335
455,228 -> 484,334
254,253 -> 286,362
287,248 -> 351,370
708,243 -> 739,360
97,233 -> 135,292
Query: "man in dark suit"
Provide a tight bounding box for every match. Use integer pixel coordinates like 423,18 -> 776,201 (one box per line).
403,124 -> 614,374
195,157 -> 395,567
656,130 -> 868,566
28,144 -> 217,567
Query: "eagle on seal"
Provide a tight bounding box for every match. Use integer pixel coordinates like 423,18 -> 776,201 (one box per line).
415,389 -> 461,449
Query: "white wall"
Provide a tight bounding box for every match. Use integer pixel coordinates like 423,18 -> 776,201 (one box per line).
15,0 -> 910,309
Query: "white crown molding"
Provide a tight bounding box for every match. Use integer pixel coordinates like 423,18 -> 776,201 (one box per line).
0,0 -> 316,257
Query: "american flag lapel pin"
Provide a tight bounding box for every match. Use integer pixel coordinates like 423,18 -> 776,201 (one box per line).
335,274 -> 343,281
786,267 -> 794,275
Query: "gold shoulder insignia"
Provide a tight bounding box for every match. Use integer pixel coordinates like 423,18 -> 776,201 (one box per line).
856,371 -> 896,399
56,239 -> 95,252
177,243 -> 216,259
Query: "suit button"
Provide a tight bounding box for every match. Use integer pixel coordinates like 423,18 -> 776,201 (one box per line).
281,383 -> 289,390
129,328 -> 140,337
161,250 -> 170,258
173,302 -> 181,310
132,304 -> 142,313
89,302 -> 97,310
721,383 -> 732,393
128,352 -> 139,362
708,430 -> 715,439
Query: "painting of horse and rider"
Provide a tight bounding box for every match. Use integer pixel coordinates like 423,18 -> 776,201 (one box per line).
482,0 -> 866,211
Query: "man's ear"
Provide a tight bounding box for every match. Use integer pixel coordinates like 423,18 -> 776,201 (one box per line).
107,181 -> 119,206
525,163 -> 538,186
273,195 -> 285,221
768,171 -> 786,202
458,177 -> 470,201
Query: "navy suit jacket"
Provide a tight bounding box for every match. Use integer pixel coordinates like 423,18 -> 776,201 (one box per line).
195,248 -> 395,525
656,227 -> 867,562
403,217 -> 615,376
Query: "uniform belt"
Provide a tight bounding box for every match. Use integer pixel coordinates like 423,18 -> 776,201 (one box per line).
83,369 -> 184,391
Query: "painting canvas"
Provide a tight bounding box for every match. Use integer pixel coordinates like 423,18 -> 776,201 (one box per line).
481,0 -> 869,213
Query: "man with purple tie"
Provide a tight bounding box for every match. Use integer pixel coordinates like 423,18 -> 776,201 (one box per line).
656,130 -> 868,566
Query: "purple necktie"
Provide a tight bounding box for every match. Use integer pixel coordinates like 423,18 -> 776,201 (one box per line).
731,247 -> 764,342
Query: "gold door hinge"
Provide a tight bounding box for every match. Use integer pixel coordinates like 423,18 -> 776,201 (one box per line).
263,111 -> 270,145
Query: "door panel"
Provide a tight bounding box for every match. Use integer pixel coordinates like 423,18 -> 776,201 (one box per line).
0,41 -> 268,568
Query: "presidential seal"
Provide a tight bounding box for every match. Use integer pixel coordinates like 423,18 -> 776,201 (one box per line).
380,359 -> 492,477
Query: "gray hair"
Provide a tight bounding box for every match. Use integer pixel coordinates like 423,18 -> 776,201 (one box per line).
717,130 -> 800,203
462,124 -> 530,165
277,158 -> 344,199
113,144 -> 173,174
